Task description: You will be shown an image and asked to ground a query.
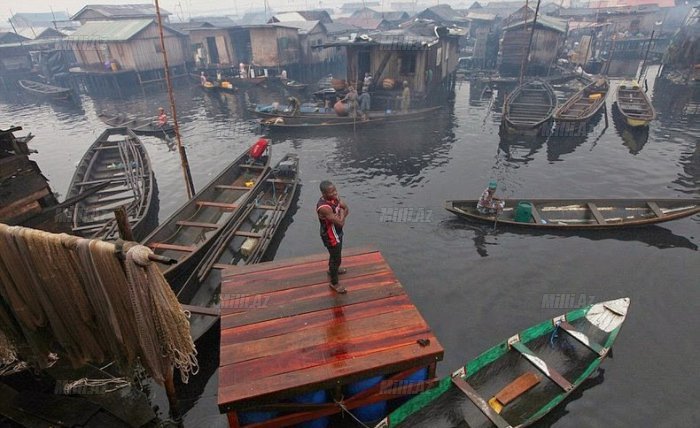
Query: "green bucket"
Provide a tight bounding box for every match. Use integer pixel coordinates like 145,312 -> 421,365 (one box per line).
514,201 -> 533,223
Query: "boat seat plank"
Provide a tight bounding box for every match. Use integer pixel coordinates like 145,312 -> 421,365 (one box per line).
215,185 -> 251,191
213,263 -> 233,270
587,203 -> 607,224
558,321 -> 606,356
196,201 -> 239,210
241,164 -> 266,170
451,377 -> 513,428
530,205 -> 543,224
255,205 -> 279,210
267,179 -> 293,184
235,231 -> 263,238
147,242 -> 196,252
511,341 -> 573,391
647,202 -> 664,218
491,372 -> 540,411
176,220 -> 220,229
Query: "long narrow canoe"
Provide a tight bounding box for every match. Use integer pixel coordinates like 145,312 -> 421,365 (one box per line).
261,117 -> 386,133
554,78 -> 609,124
179,154 -> 300,340
445,199 -> 700,229
141,143 -> 271,293
503,81 -> 557,134
18,80 -> 73,100
66,128 -> 156,241
614,81 -> 656,127
252,105 -> 442,124
98,113 -> 175,137
376,298 -> 631,428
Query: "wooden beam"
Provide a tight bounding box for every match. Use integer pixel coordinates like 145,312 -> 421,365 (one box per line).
530,205 -> 543,224
176,220 -> 220,229
451,377 -> 513,428
510,341 -> 573,392
647,201 -> 664,218
215,185 -> 251,191
235,231 -> 262,238
148,242 -> 196,252
196,201 -> 239,210
558,321 -> 606,356
587,202 -> 607,225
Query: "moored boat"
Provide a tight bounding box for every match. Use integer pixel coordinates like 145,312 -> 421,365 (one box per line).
376,297 -> 631,428
66,128 -> 156,241
503,80 -> 557,134
141,139 -> 271,292
261,116 -> 385,133
255,106 -> 443,125
179,154 -> 300,340
18,79 -> 73,101
98,113 -> 176,137
614,81 -> 656,127
445,198 -> 700,229
554,77 -> 609,126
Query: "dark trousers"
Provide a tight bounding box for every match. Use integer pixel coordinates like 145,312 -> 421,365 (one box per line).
326,243 -> 342,284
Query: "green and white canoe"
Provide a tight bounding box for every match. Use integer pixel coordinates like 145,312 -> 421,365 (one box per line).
376,297 -> 630,428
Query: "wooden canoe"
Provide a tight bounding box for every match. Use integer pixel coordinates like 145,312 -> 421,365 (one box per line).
98,113 -> 175,137
66,128 -> 156,241
614,81 -> 656,127
445,199 -> 700,229
179,154 -> 300,341
554,78 -> 609,124
141,143 -> 271,293
252,105 -> 441,123
503,81 -> 557,134
261,117 -> 386,133
18,80 -> 73,100
376,297 -> 631,428
230,76 -> 267,87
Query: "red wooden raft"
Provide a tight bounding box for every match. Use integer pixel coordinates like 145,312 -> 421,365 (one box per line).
217,247 -> 444,427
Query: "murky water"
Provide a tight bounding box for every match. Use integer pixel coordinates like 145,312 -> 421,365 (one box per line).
1,67 -> 698,427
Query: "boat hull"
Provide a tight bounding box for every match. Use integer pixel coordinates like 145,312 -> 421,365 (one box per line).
445,198 -> 700,229
376,298 -> 631,428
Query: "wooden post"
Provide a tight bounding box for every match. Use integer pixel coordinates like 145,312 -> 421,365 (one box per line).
114,206 -> 134,241
164,369 -> 182,424
155,0 -> 196,199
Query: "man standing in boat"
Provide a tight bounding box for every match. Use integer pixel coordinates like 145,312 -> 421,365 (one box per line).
400,81 -> 411,113
477,180 -> 504,214
317,181 -> 350,293
157,107 -> 168,128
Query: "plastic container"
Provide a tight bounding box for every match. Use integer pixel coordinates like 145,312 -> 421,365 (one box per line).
514,201 -> 533,223
345,376 -> 387,424
390,368 -> 429,407
292,390 -> 329,428
237,411 -> 278,425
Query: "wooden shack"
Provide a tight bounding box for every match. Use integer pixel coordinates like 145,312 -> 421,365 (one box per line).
65,19 -> 188,92
499,6 -> 567,77
0,127 -> 68,233
70,4 -> 170,25
322,20 -> 462,105
271,21 -> 345,79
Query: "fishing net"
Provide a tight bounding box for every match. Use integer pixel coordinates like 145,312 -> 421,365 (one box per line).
0,224 -> 198,384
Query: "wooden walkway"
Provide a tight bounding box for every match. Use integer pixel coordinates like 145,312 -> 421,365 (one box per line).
217,247 -> 444,427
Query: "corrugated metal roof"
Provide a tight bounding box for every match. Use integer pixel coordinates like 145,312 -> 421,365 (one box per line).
272,12 -> 306,22
271,21 -> 323,34
65,19 -> 153,41
71,4 -> 170,20
503,14 -> 568,33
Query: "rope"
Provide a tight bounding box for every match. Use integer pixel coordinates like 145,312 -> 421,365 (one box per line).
333,396 -> 372,428
0,225 -> 198,385
57,377 -> 131,394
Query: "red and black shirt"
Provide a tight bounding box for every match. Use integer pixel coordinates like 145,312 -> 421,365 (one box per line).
317,197 -> 343,247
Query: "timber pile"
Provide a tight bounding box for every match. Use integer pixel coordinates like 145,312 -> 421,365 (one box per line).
0,224 -> 197,384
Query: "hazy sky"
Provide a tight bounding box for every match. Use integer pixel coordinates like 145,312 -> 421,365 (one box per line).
2,0 -> 443,23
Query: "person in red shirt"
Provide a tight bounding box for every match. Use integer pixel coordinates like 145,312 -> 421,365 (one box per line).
157,107 -> 168,127
316,180 -> 350,293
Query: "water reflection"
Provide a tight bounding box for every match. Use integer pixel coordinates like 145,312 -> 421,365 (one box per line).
440,217 -> 698,254
498,128 -> 547,165
546,110 -> 607,162
537,368 -> 607,427
612,105 -> 650,155
324,108 -> 457,186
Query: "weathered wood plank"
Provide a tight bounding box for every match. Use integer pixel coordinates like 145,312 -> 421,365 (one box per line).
647,201 -> 664,218
176,220 -> 220,229
196,201 -> 239,210
511,342 -> 573,391
220,307 -> 424,365
451,377 -> 513,428
147,242 -> 196,252
221,295 -> 412,344
219,341 -> 441,410
221,280 -> 404,328
587,202 -> 607,225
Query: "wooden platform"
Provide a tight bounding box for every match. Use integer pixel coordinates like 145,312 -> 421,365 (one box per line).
217,247 -> 444,427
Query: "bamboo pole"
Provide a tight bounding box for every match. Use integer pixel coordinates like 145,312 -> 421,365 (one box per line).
520,0 -> 543,85
154,0 -> 195,199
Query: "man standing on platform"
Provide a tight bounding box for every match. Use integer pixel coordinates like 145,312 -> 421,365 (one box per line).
317,180 -> 350,293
